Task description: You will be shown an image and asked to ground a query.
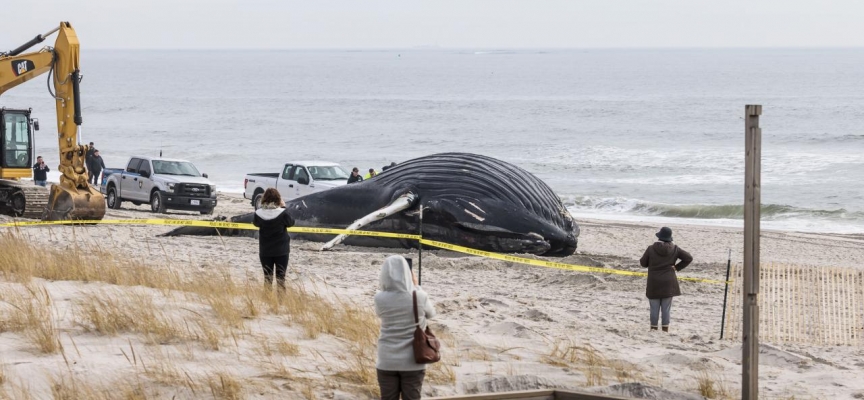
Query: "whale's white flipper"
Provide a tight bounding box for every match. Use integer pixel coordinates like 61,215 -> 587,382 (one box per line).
320,192 -> 416,251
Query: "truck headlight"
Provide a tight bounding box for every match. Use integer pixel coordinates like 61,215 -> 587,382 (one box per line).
167,183 -> 176,192
209,185 -> 217,194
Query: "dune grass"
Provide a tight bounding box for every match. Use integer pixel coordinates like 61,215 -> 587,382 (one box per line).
543,337 -> 660,387
206,371 -> 244,400
0,230 -> 391,398
0,283 -> 61,354
691,367 -> 735,399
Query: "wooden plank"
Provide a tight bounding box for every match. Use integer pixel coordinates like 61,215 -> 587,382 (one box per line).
830,268 -> 837,344
428,390 -> 555,400
554,391 -> 638,400
726,263 -> 738,340
794,265 -> 801,342
742,104 -> 761,400
783,265 -> 789,341
853,272 -> 858,345
858,272 -> 863,346
819,267 -> 826,344
427,389 -> 635,400
841,269 -> 848,345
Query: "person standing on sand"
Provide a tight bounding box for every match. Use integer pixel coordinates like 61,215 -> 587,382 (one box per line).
88,150 -> 106,186
32,156 -> 50,187
376,255 -> 436,400
85,142 -> 96,180
252,188 -> 295,290
640,227 -> 692,332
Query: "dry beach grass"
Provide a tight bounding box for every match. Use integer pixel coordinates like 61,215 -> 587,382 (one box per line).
0,230 -> 387,398
1,192 -> 863,399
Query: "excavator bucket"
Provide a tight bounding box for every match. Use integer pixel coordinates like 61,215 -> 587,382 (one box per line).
42,183 -> 106,221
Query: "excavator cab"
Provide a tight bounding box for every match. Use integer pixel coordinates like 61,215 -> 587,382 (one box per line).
0,108 -> 35,174
0,108 -> 49,218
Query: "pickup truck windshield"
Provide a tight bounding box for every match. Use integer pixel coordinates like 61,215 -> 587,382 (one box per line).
307,165 -> 349,181
152,161 -> 201,176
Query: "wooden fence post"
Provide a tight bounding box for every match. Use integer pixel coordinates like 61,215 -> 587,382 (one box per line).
743,104 -> 762,399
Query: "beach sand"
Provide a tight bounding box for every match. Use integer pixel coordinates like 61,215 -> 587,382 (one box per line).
1,192 -> 863,399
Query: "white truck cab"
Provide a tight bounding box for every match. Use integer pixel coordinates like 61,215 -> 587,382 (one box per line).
244,161 -> 349,208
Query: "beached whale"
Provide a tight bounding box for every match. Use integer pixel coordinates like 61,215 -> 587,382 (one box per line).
162,153 -> 579,256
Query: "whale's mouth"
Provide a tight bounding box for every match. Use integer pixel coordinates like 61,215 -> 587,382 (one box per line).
434,221 -> 575,257
546,233 -> 578,257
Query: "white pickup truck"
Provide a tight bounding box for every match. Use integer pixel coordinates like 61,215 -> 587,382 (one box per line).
102,156 -> 218,214
244,161 -> 349,208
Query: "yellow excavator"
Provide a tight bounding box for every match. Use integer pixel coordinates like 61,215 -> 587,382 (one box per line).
0,22 -> 105,220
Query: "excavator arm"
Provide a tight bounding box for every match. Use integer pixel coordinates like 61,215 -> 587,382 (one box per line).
0,22 -> 105,220
0,51 -> 54,95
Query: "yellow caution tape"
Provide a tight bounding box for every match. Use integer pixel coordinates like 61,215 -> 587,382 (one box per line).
0,219 -> 257,230
0,219 -> 421,240
0,218 -> 725,284
419,239 -> 728,285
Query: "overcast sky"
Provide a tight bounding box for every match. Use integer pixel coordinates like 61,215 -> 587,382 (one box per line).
3,0 -> 864,49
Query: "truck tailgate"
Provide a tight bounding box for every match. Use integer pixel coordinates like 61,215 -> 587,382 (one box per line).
100,168 -> 124,193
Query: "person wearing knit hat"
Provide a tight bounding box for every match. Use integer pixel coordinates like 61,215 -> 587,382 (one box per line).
639,227 -> 693,332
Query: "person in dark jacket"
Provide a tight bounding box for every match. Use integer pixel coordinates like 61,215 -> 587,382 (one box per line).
87,149 -> 106,185
85,142 -> 95,163
32,156 -> 50,187
347,167 -> 364,184
85,142 -> 95,178
252,188 -> 295,290
639,227 -> 693,332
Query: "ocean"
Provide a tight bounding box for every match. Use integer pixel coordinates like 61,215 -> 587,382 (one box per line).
4,49 -> 863,233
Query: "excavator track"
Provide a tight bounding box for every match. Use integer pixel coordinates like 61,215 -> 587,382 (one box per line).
18,185 -> 50,219
0,181 -> 50,219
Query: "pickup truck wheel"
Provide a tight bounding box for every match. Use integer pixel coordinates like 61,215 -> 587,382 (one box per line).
151,191 -> 167,214
107,186 -> 122,210
200,209 -> 214,215
252,192 -> 264,210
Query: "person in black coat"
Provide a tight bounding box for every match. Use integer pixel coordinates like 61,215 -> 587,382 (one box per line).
87,149 -> 106,185
639,227 -> 693,332
32,155 -> 50,187
85,142 -> 95,177
347,167 -> 364,184
252,188 -> 295,290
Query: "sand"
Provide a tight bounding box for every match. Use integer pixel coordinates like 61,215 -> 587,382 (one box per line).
1,191 -> 863,399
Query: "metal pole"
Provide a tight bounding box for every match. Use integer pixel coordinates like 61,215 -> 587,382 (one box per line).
742,104 -> 762,400
720,248 -> 732,339
417,207 -> 423,286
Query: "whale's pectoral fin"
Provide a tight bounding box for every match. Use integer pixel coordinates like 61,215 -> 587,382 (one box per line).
320,192 -> 417,251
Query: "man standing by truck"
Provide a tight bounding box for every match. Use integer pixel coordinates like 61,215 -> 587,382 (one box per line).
88,149 -> 106,185
85,142 -> 96,184
348,167 -> 364,184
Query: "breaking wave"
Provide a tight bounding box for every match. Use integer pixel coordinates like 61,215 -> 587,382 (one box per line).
563,196 -> 864,221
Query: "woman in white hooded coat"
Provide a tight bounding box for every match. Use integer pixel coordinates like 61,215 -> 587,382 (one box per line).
375,255 -> 436,400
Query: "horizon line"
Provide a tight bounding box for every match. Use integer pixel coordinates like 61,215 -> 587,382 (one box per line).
81,45 -> 864,51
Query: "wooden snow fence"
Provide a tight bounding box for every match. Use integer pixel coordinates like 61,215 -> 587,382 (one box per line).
724,263 -> 864,346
